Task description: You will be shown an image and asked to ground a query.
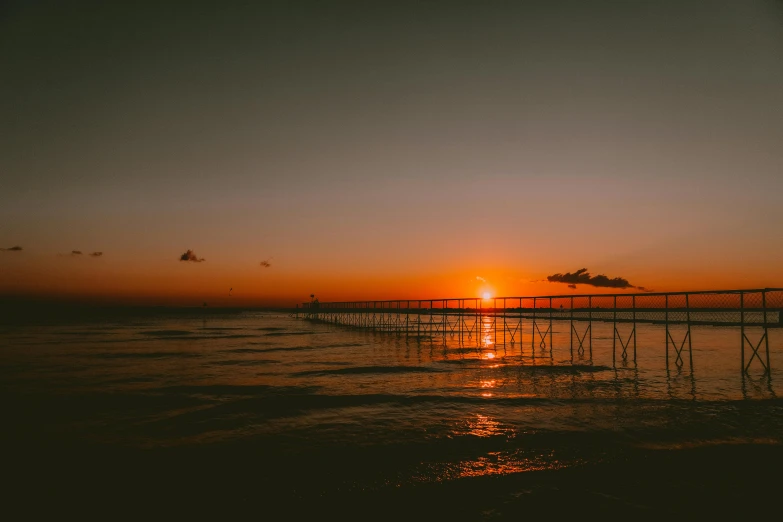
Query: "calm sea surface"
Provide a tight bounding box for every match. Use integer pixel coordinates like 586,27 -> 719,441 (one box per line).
2,307 -> 782,515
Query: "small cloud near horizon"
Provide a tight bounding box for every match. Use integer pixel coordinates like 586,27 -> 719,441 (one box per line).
1,246 -> 23,251
58,250 -> 103,258
547,268 -> 644,290
180,249 -> 205,262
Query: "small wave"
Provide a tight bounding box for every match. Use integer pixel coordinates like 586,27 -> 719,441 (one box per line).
191,393 -> 577,414
212,359 -> 278,366
519,364 -> 613,374
160,384 -> 321,397
55,330 -> 116,336
634,437 -> 782,450
445,347 -> 484,355
222,347 -> 273,354
91,351 -> 202,359
302,361 -> 352,367
435,360 -> 611,374
258,327 -> 286,332
263,331 -> 316,337
260,345 -> 324,353
319,342 -> 369,348
140,330 -> 193,336
94,375 -> 159,385
136,333 -> 257,341
437,359 -> 485,365
293,365 -> 442,376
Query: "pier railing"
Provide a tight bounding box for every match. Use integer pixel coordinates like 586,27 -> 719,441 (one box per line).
296,288 -> 783,374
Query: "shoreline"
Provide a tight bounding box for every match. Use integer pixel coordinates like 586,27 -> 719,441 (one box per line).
5,437 -> 782,519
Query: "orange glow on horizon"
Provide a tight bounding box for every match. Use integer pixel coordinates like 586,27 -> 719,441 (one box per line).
1,250 -> 779,307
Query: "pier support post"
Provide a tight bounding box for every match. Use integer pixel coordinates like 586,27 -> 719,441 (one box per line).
765,290 -> 771,373
530,297 -> 537,359
665,294 -> 692,370
613,296 -> 617,366
405,301 -> 409,338
549,297 -> 553,358
417,301 -> 421,338
741,291 -> 771,374
633,295 -> 637,362
570,297 -> 591,358
531,297 -> 552,355
613,295 -> 637,365
570,296 -> 574,359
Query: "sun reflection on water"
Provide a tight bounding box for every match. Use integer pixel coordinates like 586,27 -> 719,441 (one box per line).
414,450 -> 582,482
480,379 -> 496,397
481,316 -> 494,348
466,414 -> 502,438
454,452 -> 575,478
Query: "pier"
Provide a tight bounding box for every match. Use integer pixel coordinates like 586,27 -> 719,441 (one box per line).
296,288 -> 783,374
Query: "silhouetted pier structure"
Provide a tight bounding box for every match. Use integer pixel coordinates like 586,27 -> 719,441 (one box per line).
296,288 -> 783,374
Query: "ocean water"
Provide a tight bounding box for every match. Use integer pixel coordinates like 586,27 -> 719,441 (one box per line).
2,307 -> 782,518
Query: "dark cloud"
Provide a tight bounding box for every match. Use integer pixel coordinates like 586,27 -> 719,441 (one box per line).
260,257 -> 272,268
1,246 -> 23,251
72,250 -> 83,255
90,252 -> 103,257
180,249 -> 205,262
567,284 -> 577,289
547,268 -> 636,289
636,286 -> 654,293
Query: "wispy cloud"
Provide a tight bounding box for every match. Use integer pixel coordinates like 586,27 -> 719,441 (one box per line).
260,257 -> 273,268
476,276 -> 486,283
59,249 -> 103,258
0,246 -> 22,252
547,268 -> 639,289
180,249 -> 205,262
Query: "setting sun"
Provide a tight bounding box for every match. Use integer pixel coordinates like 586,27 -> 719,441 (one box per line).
482,292 -> 492,300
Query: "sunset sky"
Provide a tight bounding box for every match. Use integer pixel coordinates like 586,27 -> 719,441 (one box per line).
2,0 -> 782,306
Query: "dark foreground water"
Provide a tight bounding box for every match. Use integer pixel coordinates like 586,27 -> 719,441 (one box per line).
1,306 -> 782,520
